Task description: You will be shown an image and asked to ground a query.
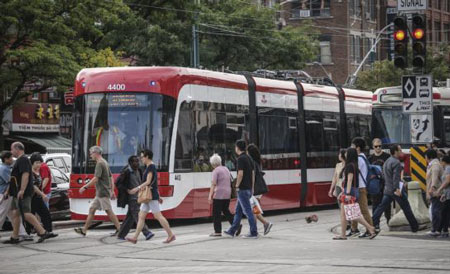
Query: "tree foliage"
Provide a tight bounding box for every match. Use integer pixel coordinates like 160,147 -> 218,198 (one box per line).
0,0 -> 130,149
121,0 -> 318,71
355,45 -> 450,91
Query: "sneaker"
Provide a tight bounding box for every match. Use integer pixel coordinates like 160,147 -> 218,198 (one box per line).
36,231 -> 51,243
346,229 -> 360,237
427,231 -> 440,237
209,233 -> 222,237
223,230 -> 234,238
144,232 -> 155,241
117,237 -> 126,241
263,223 -> 273,235
375,227 -> 381,233
3,237 -> 21,244
441,232 -> 449,238
241,233 -> 258,239
358,231 -> 371,238
235,224 -> 243,236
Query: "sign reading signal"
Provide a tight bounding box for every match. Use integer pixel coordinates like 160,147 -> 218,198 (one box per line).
398,0 -> 427,11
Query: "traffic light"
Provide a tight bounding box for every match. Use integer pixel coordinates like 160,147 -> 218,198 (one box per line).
393,15 -> 408,69
412,14 -> 426,68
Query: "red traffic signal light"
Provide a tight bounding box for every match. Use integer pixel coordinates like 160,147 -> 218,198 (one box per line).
394,30 -> 406,41
413,28 -> 424,40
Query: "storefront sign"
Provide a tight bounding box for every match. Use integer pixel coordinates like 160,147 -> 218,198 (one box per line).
12,103 -> 60,133
60,112 -> 72,138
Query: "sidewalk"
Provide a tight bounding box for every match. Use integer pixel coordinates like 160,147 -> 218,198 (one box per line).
0,208 -> 449,273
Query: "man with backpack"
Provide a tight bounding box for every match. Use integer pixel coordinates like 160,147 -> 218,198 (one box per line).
368,138 -> 391,230
348,137 -> 374,238
372,144 -> 418,232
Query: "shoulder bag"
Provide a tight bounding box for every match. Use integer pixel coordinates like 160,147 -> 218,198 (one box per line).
138,168 -> 156,204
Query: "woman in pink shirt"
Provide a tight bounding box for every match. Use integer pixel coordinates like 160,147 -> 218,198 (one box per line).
208,154 -> 240,236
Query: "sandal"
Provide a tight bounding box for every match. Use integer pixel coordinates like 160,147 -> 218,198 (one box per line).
126,237 -> 137,244
163,234 -> 176,244
74,227 -> 86,236
369,231 -> 378,239
332,236 -> 347,240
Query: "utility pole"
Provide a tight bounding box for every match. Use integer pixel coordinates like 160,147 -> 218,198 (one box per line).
192,0 -> 200,68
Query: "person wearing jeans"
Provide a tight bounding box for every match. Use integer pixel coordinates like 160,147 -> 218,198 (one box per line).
348,137 -> 374,238
372,144 -> 418,232
224,140 -> 258,238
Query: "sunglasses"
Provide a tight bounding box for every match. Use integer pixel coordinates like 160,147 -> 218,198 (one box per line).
374,145 -> 381,148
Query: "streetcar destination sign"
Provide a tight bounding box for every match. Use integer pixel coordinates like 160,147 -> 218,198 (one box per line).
398,0 -> 427,11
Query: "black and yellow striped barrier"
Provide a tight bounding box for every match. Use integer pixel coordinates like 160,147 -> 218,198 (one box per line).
410,146 -> 427,191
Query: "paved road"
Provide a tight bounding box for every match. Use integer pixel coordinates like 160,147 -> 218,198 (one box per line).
1,208 -> 449,273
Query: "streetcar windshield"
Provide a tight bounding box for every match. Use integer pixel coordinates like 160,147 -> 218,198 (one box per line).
372,107 -> 410,145
72,93 -> 176,173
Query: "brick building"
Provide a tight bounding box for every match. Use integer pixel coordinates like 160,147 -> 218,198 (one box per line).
274,0 -> 382,86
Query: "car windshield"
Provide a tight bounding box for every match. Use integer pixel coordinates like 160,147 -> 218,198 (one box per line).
372,107 -> 411,145
72,93 -> 176,173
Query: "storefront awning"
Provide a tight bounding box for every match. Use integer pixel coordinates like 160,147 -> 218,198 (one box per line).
15,135 -> 71,154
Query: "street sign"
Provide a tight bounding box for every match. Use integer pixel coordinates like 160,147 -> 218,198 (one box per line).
64,92 -> 74,105
402,75 -> 432,113
398,0 -> 427,11
410,114 -> 433,143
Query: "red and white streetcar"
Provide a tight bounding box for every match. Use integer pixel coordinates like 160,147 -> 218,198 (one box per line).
69,67 -> 372,220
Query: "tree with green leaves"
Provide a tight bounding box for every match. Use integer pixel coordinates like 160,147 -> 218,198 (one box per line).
0,0 -> 129,150
355,45 -> 450,91
121,0 -> 318,71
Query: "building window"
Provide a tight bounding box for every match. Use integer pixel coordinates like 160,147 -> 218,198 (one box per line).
49,92 -> 60,99
291,0 -> 330,18
445,24 -> 450,43
435,21 -> 441,42
366,38 -> 375,64
349,0 -> 361,17
32,93 -> 39,100
351,35 -> 361,63
319,41 -> 332,64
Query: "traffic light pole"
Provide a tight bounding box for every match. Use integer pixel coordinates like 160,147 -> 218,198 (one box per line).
346,23 -> 393,87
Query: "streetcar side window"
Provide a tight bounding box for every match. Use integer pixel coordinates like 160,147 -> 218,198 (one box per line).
174,103 -> 194,171
174,101 -> 249,172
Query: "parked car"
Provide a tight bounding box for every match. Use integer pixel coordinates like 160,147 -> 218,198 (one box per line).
48,166 -> 70,220
42,153 -> 71,177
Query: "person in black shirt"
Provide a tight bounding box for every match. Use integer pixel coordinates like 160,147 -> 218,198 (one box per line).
368,138 -> 391,229
6,142 -> 51,244
224,140 -> 258,238
116,155 -> 153,240
333,148 -> 377,240
29,153 -> 58,239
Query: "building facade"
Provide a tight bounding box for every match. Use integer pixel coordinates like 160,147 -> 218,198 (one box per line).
276,0 -> 382,86
2,89 -> 71,154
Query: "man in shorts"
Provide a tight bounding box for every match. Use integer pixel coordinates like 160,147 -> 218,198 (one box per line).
6,142 -> 51,244
75,146 -> 120,236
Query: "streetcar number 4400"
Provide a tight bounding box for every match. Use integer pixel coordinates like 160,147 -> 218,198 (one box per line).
107,84 -> 126,91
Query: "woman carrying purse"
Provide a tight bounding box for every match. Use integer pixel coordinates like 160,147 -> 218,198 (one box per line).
333,148 -> 377,240
126,149 -> 175,244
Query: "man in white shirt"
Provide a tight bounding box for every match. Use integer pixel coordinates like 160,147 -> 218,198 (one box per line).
348,137 -> 374,238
